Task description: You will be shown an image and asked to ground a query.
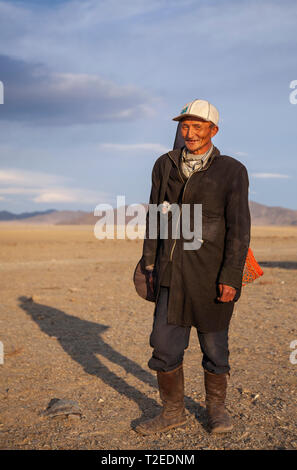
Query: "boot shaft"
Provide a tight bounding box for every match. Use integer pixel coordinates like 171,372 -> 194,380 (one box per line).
204,369 -> 228,405
203,369 -> 233,433
157,364 -> 184,404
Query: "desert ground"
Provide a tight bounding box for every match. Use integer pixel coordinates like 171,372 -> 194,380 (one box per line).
0,224 -> 296,450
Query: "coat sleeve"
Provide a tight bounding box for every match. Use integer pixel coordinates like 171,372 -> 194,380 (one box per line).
142,160 -> 161,269
218,165 -> 251,290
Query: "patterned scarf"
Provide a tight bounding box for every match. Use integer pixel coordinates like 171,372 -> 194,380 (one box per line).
180,144 -> 214,179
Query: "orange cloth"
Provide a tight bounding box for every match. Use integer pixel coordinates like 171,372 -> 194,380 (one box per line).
242,248 -> 264,286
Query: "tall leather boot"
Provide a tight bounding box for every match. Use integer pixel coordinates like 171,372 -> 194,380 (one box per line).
204,369 -> 233,433
135,364 -> 187,435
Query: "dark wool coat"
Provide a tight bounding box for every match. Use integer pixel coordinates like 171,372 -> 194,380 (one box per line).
142,145 -> 251,333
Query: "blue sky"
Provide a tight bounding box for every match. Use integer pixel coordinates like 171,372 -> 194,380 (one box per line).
0,0 -> 297,212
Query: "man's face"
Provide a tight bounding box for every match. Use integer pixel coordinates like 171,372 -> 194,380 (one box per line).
180,117 -> 218,154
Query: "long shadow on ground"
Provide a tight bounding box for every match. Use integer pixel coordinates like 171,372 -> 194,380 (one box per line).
258,261 -> 297,270
18,296 -> 207,431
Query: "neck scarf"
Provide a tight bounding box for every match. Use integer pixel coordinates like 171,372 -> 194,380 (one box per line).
181,144 -> 213,178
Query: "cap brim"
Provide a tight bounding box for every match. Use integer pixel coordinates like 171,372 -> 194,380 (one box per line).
172,113 -> 211,122
172,113 -> 192,121
172,114 -> 218,126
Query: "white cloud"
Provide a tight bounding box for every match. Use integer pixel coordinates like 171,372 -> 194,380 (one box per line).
0,55 -> 155,125
0,187 -> 41,195
33,191 -> 75,203
0,168 -> 70,186
33,188 -> 106,204
234,151 -> 248,157
0,167 -> 111,205
100,142 -> 168,153
251,173 -> 290,179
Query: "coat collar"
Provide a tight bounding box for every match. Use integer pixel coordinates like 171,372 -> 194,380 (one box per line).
167,145 -> 220,172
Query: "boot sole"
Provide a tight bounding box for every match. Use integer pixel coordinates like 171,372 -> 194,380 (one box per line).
211,424 -> 233,433
135,418 -> 188,435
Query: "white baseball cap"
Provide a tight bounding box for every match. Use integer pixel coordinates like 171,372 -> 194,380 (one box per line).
172,99 -> 219,126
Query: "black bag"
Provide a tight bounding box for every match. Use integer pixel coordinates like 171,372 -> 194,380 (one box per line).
133,257 -> 156,302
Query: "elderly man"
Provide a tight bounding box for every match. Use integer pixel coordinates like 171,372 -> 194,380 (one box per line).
135,99 -> 251,435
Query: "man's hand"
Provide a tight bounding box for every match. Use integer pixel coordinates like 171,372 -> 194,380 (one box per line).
217,283 -> 236,302
145,265 -> 154,292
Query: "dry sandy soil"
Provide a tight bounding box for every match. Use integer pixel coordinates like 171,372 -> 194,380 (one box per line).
0,224 -> 296,450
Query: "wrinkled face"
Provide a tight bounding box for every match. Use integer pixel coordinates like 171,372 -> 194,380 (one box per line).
180,117 -> 218,154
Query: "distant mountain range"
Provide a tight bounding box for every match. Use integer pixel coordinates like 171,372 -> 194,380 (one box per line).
0,209 -> 56,221
1,201 -> 297,225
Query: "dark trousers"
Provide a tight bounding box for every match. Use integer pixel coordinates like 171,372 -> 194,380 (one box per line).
148,287 -> 230,375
